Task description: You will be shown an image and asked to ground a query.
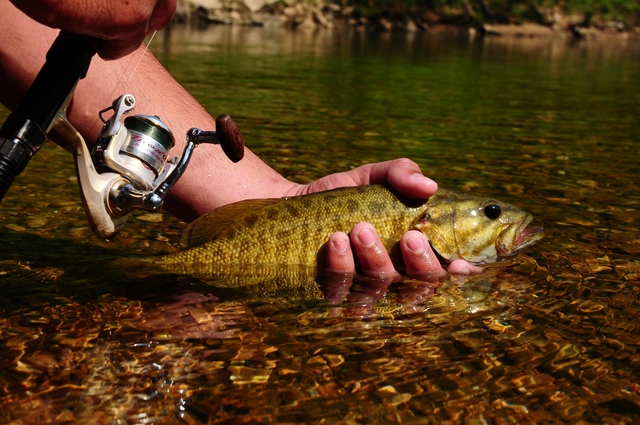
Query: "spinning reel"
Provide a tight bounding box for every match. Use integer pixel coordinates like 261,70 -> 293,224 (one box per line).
56,93 -> 244,239
0,31 -> 244,239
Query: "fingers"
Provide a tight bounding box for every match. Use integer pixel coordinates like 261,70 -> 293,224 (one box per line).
325,225 -> 446,282
325,232 -> 355,274
12,0 -> 178,60
322,232 -> 356,304
148,0 -> 177,32
96,0 -> 176,61
349,223 -> 401,282
322,224 -> 483,308
399,231 -> 447,283
356,159 -> 438,199
322,225 -> 401,305
293,158 -> 437,200
446,259 -> 483,275
94,37 -> 145,60
400,232 -> 482,277
399,232 -> 482,277
324,225 -> 482,283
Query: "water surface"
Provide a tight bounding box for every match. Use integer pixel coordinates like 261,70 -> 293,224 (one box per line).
0,25 -> 639,423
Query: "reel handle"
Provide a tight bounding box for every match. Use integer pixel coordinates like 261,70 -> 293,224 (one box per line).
215,114 -> 245,163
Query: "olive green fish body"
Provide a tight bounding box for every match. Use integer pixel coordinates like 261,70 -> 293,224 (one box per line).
149,185 -> 543,282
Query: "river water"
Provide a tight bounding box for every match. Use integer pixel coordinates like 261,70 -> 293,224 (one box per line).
0,25 -> 639,423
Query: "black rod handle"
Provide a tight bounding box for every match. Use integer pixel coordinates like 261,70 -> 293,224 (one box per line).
15,31 -> 95,130
0,31 -> 95,200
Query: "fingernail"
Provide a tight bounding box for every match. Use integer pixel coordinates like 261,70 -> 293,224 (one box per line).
406,234 -> 426,254
331,236 -> 349,253
356,228 -> 376,247
412,173 -> 434,183
412,173 -> 436,188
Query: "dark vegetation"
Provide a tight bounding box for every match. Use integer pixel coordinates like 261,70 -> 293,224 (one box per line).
341,0 -> 639,29
183,0 -> 640,35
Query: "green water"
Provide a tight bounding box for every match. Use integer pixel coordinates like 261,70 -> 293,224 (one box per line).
0,25 -> 639,423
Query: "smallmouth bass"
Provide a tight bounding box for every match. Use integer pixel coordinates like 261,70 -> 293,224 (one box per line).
147,185 -> 543,282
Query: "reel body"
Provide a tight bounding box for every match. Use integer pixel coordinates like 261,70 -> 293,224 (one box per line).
55,93 -> 244,239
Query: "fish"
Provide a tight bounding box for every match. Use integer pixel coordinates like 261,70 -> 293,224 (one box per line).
145,185 -> 544,285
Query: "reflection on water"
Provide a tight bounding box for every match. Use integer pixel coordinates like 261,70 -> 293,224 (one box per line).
1,25 -> 639,423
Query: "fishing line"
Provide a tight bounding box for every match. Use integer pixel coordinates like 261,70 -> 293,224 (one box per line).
106,30 -> 157,99
94,31 -> 158,131
125,30 -> 157,88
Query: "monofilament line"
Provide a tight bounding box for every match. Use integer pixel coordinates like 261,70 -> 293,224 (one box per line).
126,30 -> 157,88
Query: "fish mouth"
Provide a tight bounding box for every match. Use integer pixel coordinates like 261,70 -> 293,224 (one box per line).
498,214 -> 545,256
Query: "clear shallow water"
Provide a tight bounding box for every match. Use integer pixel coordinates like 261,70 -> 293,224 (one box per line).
0,25 -> 639,423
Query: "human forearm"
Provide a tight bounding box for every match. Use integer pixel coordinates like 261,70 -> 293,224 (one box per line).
67,38 -> 295,220
0,2 -> 295,221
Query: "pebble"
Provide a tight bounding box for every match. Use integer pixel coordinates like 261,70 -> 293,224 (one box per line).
137,213 -> 164,223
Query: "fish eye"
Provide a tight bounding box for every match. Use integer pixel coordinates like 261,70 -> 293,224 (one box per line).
484,203 -> 502,219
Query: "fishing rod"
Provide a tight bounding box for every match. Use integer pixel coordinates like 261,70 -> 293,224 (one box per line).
0,31 -> 244,239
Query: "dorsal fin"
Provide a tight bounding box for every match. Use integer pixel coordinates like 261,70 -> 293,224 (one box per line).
180,198 -> 281,248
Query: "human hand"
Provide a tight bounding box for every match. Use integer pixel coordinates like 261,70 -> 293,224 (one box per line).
291,159 -> 482,285
10,0 -> 176,59
320,223 -> 481,310
325,223 -> 481,281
